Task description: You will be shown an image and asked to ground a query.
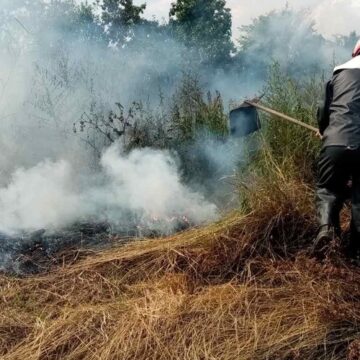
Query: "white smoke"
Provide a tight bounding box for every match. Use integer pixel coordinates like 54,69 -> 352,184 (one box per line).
99,144 -> 218,225
0,160 -> 83,234
0,1 -> 226,237
0,143 -> 218,235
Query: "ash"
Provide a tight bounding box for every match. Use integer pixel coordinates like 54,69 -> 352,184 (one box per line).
0,218 -> 191,275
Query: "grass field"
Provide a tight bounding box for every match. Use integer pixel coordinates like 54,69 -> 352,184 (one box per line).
1,161 -> 360,360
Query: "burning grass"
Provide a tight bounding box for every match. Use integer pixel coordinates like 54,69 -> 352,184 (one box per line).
1,164 -> 360,360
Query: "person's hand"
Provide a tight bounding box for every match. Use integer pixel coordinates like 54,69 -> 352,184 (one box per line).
315,130 -> 323,140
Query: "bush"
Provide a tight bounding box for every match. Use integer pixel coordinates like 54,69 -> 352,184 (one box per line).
75,73 -> 230,188
170,73 -> 228,143
251,63 -> 323,183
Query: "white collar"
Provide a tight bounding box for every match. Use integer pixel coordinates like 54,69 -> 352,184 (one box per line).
334,56 -> 360,73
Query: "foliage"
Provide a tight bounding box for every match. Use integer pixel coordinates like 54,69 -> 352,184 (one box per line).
74,73 -> 228,153
169,0 -> 234,67
75,100 -> 173,153
170,74 -> 228,142
168,74 -> 229,185
73,73 -> 229,187
34,1 -> 103,44
99,0 -> 147,46
250,63 -> 323,183
236,8 -> 326,78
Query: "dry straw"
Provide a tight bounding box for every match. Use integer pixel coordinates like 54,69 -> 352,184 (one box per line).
1,164 -> 360,360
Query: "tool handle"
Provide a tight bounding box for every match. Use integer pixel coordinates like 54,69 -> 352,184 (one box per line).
245,101 -> 318,133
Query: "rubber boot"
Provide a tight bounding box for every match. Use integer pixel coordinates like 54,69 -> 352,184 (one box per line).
312,225 -> 336,256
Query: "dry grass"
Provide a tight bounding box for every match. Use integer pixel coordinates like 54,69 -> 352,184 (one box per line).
0,168 -> 359,360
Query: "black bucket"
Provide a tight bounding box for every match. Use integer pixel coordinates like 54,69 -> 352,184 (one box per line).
229,103 -> 261,137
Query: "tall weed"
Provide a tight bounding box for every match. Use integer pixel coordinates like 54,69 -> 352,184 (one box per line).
255,63 -> 323,183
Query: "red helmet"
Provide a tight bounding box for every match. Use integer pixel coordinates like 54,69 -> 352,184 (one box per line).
352,40 -> 360,58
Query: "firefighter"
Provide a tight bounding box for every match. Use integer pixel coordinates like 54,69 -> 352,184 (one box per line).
314,40 -> 360,257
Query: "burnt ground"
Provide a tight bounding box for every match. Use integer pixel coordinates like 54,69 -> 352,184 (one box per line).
0,218 -> 192,276
0,222 -> 129,275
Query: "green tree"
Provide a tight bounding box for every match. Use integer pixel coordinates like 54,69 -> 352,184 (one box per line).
236,8 -> 326,78
169,0 -> 234,67
74,3 -> 104,42
99,0 -> 146,46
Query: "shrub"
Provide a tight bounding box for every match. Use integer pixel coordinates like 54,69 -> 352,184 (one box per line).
170,73 -> 228,143
252,63 -> 323,183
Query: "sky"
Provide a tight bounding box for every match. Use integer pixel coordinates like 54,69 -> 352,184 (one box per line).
138,0 -> 360,40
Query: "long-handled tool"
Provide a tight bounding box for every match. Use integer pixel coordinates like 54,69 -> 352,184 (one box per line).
230,98 -> 318,137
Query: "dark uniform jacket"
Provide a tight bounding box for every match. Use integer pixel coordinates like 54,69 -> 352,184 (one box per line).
318,57 -> 360,147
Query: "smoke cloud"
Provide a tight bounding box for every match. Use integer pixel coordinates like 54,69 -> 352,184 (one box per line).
0,1 -> 242,238
0,143 -> 218,235
0,0 -> 355,241
0,160 -> 83,234
99,144 -> 218,229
